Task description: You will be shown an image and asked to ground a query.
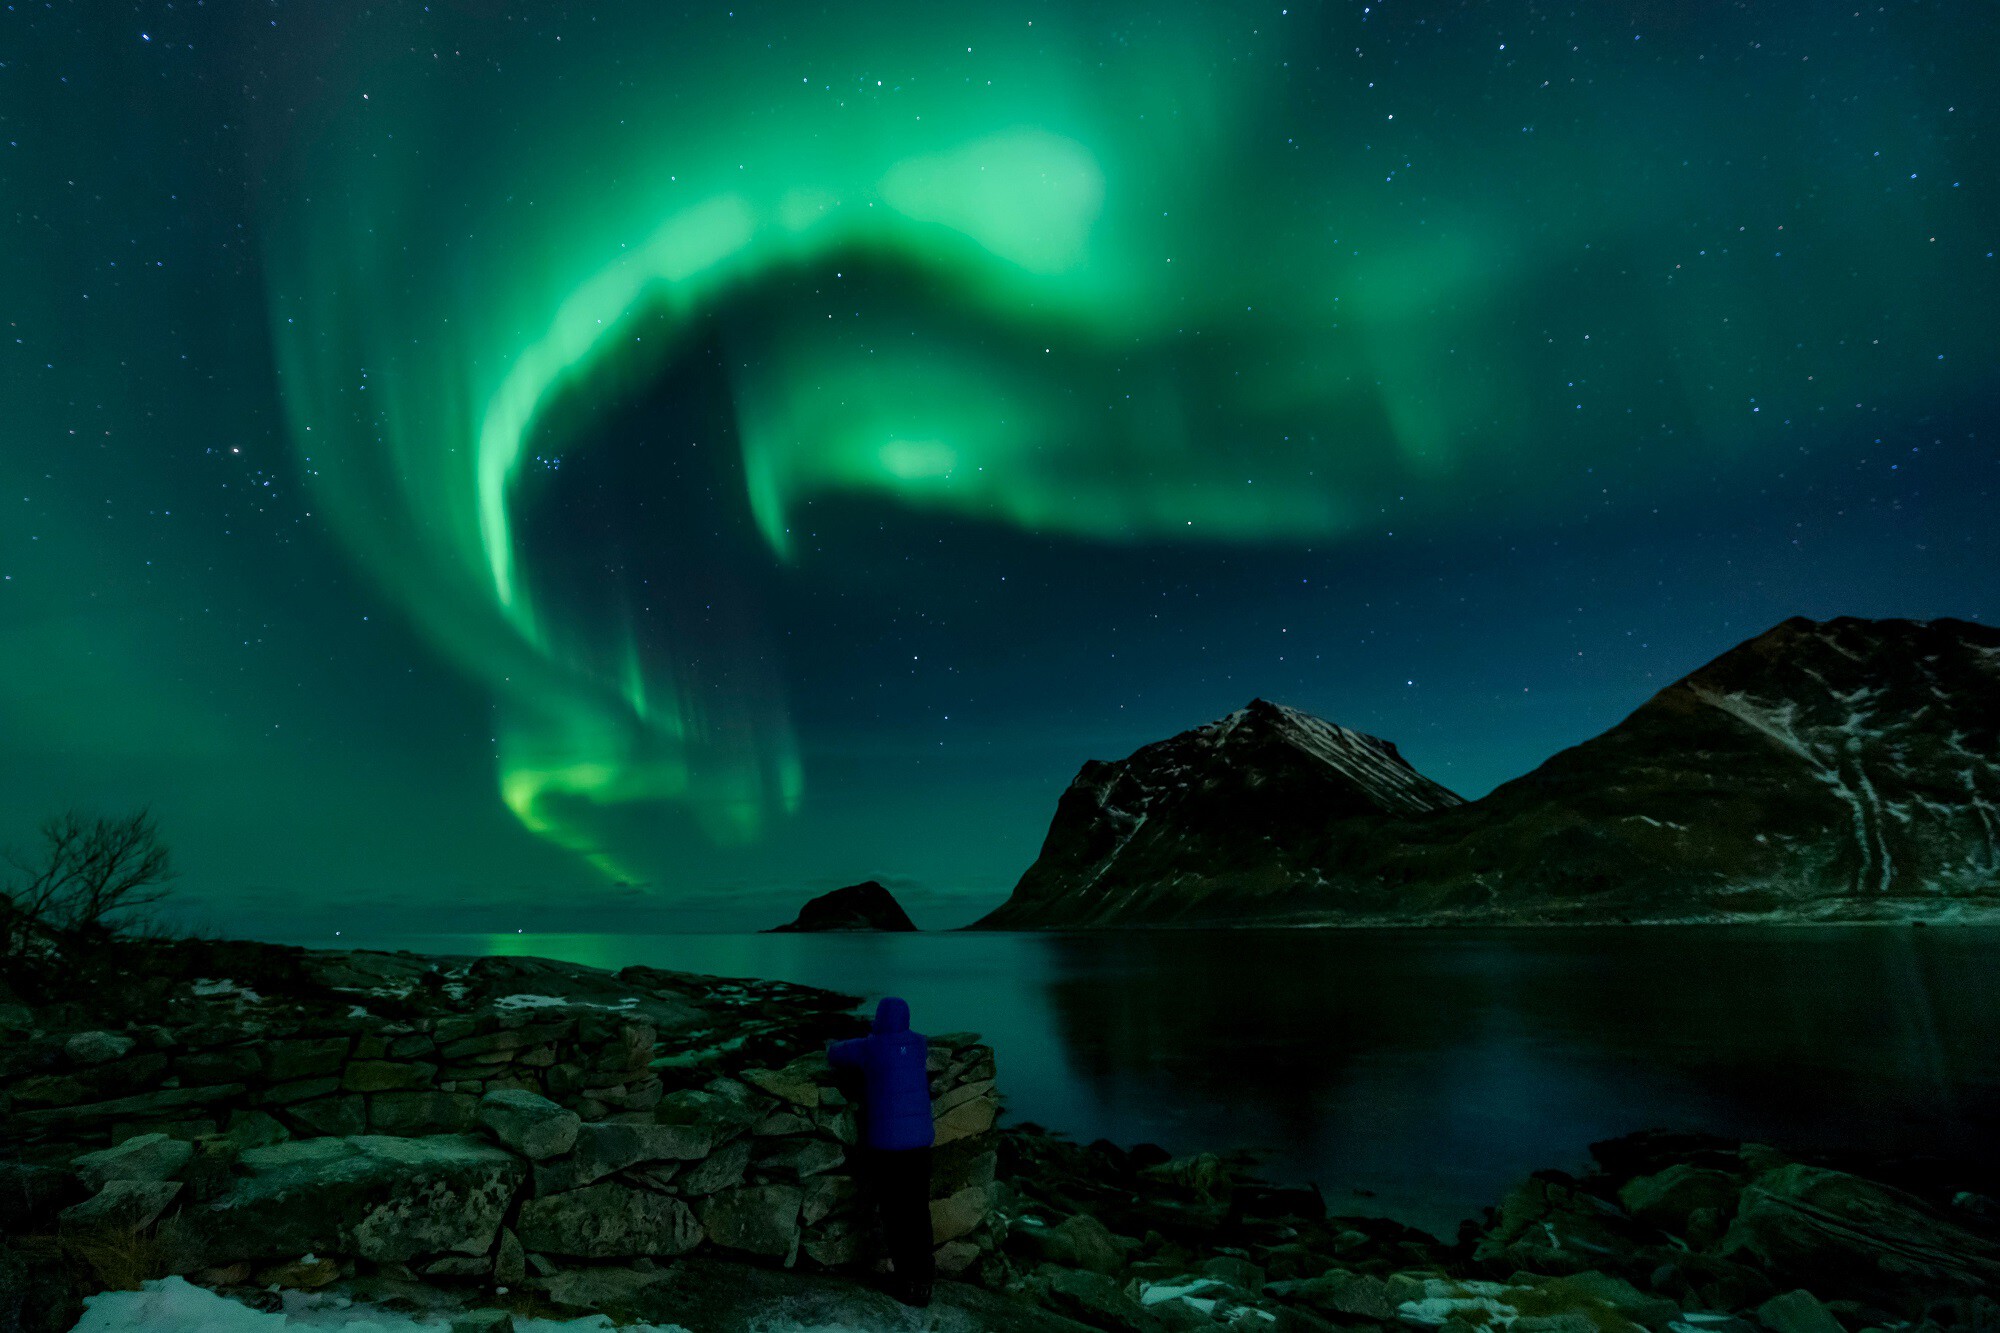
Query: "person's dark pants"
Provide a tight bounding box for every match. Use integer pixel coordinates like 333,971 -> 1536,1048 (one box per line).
863,1145 -> 934,1300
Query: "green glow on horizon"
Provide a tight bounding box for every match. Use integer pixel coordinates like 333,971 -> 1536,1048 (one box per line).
256,0 -> 1976,891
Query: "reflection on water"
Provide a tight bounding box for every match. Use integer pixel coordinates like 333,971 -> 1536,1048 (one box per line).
362,927 -> 2000,1234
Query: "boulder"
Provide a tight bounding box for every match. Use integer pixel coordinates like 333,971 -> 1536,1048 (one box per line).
1755,1290 -> 1846,1333
1510,1271 -> 1680,1331
1010,1211 -> 1122,1272
60,1178 -> 182,1231
1720,1164 -> 2000,1308
1474,1176 -> 1649,1274
72,1132 -> 193,1190
1270,1272 -> 1397,1321
190,1134 -> 523,1263
1041,1266 -> 1162,1332
516,1181 -> 702,1258
65,1030 -> 136,1065
702,1184 -> 803,1257
478,1089 -> 581,1160
1619,1165 -> 1743,1235
930,1182 -> 997,1246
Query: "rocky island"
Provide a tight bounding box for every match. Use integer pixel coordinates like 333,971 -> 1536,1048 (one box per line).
767,881 -> 920,933
977,616 -> 2000,928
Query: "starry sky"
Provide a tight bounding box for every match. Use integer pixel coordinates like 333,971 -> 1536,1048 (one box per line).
4,1 -> 1996,935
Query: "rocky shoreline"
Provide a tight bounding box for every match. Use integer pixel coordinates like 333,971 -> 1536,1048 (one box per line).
4,938 -> 1999,1332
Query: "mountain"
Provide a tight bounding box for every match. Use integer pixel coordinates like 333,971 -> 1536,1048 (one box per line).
768,880 -> 920,932
972,697 -> 1463,928
972,617 -> 2000,928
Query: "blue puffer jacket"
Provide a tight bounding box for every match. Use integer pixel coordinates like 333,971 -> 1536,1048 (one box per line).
828,996 -> 934,1151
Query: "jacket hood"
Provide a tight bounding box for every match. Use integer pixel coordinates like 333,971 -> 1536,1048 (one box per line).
873,995 -> 911,1034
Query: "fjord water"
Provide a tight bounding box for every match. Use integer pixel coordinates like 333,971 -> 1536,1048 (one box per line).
372,927 -> 2000,1235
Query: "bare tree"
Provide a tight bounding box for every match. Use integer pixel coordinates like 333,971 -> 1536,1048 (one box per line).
2,810 -> 176,955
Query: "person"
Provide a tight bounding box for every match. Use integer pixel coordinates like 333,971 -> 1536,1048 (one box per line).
828,995 -> 935,1306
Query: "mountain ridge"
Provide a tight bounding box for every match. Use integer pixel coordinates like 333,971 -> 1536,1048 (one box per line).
971,615 -> 2000,928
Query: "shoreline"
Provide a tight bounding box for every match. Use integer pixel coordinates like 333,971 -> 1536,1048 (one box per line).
5,935 -> 1999,1331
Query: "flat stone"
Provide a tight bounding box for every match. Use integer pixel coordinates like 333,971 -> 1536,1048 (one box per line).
541,1266 -> 668,1311
933,1095 -> 997,1146
261,1077 -> 342,1106
425,1255 -> 491,1277
702,1184 -> 802,1257
222,1109 -> 291,1149
256,1256 -> 340,1289
755,1111 -> 814,1136
740,1061 -> 821,1108
936,1239 -> 982,1275
494,1226 -> 527,1285
802,1218 -> 863,1267
288,1094 -> 368,1138
679,1139 -> 752,1197
176,1047 -> 264,1083
657,1086 -> 764,1142
935,1079 -> 996,1114
369,1090 -> 479,1135
344,1060 -> 438,1093
72,1132 -> 194,1191
515,1181 -> 702,1258
479,1088 -> 581,1160
1043,1266 -> 1154,1331
16,1053 -> 167,1104
1009,1208 -> 1117,1269
61,1178 -> 183,1231
264,1037 -> 350,1080
12,1082 -> 247,1128
755,1136 -> 845,1179
931,1182 -> 996,1245
801,1173 -> 858,1226
438,1021 -> 572,1062
66,1030 -> 136,1065
189,1134 -> 524,1263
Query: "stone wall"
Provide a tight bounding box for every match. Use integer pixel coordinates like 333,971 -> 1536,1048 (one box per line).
0,947 -> 1004,1293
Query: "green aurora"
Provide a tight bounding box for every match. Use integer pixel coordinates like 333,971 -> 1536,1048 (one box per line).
254,2 -> 1988,883
4,2 -> 1994,926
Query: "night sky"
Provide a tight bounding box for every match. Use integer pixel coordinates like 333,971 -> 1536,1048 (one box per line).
4,2 -> 1996,935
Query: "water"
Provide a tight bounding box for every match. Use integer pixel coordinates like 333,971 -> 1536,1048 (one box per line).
348,926 -> 2000,1236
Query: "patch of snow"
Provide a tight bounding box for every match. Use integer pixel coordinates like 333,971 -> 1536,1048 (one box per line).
73,1276 -> 694,1333
495,994 -> 642,1013
346,1006 -> 371,1020
189,978 -> 263,1004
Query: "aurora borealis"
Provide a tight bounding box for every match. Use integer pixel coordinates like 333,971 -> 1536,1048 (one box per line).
4,2 -> 1997,932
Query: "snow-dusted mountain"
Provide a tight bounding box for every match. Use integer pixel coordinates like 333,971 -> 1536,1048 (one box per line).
972,697 -> 1463,928
972,617 -> 2000,928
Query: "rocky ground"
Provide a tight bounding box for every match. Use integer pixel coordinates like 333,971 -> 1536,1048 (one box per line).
5,938 -> 2000,1332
